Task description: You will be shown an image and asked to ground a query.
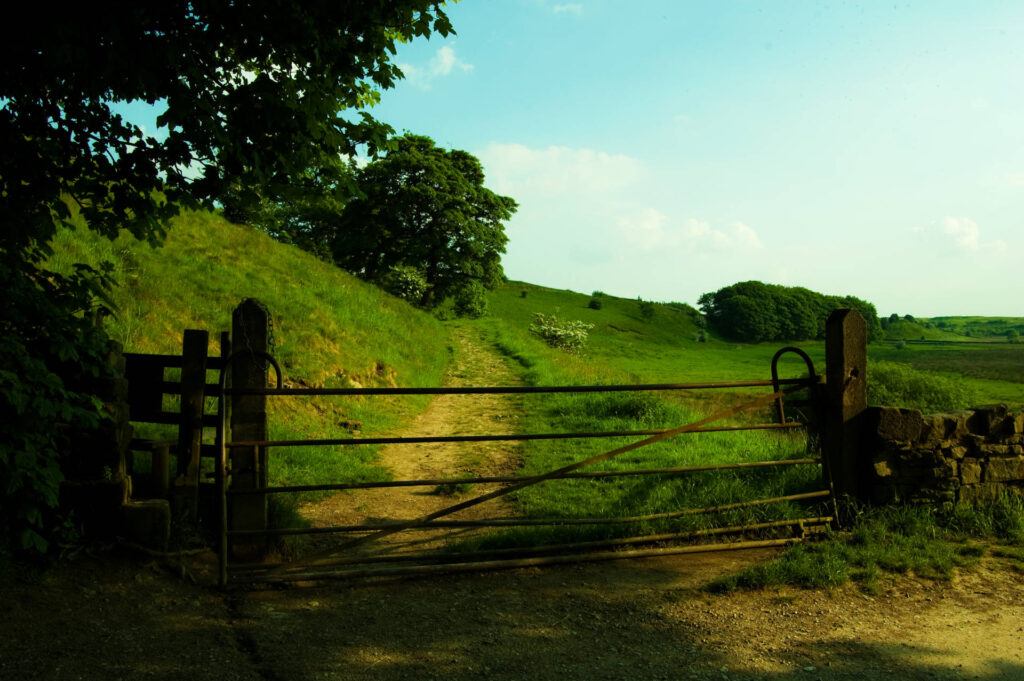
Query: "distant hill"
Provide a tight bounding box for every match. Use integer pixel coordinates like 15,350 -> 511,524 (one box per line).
489,282 -> 705,350
881,315 -> 1024,343
925,316 -> 1024,340
881,318 -> 965,342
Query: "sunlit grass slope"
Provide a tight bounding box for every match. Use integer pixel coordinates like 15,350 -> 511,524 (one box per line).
489,281 -> 819,386
47,210 -> 451,487
882,318 -> 965,341
461,284 -> 825,549
464,282 -> 1024,558
488,283 -> 1024,409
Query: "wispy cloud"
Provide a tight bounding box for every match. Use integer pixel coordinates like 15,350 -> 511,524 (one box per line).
552,3 -> 584,16
430,45 -> 473,76
943,216 -> 980,250
399,44 -> 473,90
477,143 -> 646,198
618,212 -> 763,252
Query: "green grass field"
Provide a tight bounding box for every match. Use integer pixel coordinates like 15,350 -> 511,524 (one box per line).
473,284 -> 1024,583
454,286 -> 829,550
48,213 -> 1024,577
46,209 -> 452,489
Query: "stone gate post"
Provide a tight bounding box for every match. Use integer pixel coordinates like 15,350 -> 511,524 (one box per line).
824,308 -> 868,499
229,298 -> 271,554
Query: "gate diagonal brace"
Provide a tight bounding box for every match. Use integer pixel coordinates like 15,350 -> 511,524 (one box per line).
268,384 -> 809,577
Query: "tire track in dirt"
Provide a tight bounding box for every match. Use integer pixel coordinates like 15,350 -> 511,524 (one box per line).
299,324 -> 525,556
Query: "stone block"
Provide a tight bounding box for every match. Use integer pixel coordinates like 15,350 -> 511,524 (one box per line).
870,406 -> 924,443
920,413 -> 968,446
960,460 -> 982,485
873,457 -> 895,478
931,459 -> 957,479
942,445 -> 968,460
119,500 -> 171,550
979,444 -> 1014,457
959,483 -> 1006,505
962,434 -> 986,454
967,404 -> 1009,436
985,457 -> 1024,483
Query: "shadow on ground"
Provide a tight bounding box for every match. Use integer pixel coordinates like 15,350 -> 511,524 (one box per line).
2,549 -> 1021,681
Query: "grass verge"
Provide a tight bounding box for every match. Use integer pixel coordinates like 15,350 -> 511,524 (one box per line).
451,316 -> 827,552
708,493 -> 1024,593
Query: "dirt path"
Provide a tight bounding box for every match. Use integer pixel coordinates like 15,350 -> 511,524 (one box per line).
2,331 -> 1023,680
299,324 -> 525,557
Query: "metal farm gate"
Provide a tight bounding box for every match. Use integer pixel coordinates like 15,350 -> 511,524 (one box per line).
215,345 -> 838,587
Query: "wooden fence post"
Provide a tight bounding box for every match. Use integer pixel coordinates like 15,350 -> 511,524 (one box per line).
230,299 -> 270,554
824,308 -> 868,499
173,329 -> 209,522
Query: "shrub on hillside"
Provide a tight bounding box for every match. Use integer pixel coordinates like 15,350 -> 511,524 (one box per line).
637,298 -> 655,321
379,265 -> 428,305
529,313 -> 594,353
587,297 -> 603,310
454,280 -> 489,319
868,361 -> 978,413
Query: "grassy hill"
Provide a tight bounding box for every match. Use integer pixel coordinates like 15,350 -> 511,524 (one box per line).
882,318 -> 965,342
483,283 -> 1024,410
926,316 -> 1024,340
46,209 -> 451,488
486,281 -> 813,387
883,316 -> 1024,342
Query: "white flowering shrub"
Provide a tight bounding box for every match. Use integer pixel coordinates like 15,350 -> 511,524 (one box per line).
529,313 -> 594,353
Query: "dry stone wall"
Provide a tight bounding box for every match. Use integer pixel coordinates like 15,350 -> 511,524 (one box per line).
863,404 -> 1024,508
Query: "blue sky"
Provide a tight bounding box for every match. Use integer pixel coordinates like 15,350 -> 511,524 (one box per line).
111,1 -> 1024,316
368,0 -> 1024,316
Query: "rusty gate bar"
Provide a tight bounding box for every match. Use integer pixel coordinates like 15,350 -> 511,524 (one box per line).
228,489 -> 831,536
225,421 -> 807,450
229,516 -> 834,572
266,385 -> 806,575
229,457 -> 822,496
242,538 -> 804,584
223,377 -> 811,397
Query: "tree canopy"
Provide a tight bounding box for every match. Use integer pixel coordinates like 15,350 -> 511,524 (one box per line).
0,2 -> 452,552
698,281 -> 883,343
1,2 -> 451,256
332,134 -> 517,315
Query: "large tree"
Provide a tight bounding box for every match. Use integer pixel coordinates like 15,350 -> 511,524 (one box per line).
0,2 -> 451,551
333,134 -> 517,315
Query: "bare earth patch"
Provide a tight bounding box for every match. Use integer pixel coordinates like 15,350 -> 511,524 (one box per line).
2,329 -> 1022,680
298,324 -> 525,558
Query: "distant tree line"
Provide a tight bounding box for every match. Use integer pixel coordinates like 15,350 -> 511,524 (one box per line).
697,281 -> 882,342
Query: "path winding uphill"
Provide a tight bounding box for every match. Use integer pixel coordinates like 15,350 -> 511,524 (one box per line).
299,324 -> 526,555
